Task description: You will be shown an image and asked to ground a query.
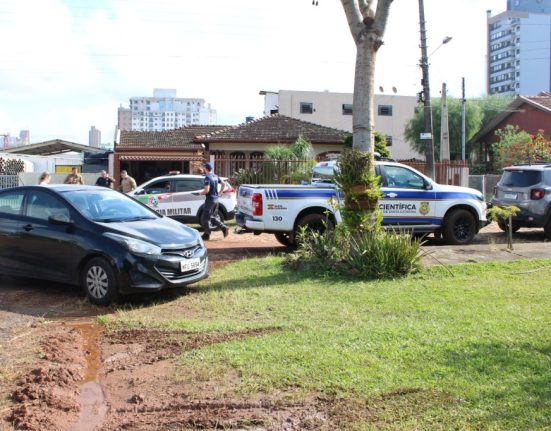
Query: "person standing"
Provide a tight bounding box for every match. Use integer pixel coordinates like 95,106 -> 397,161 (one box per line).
38,171 -> 51,185
95,170 -> 115,188
64,167 -> 84,184
196,162 -> 228,240
119,170 -> 137,193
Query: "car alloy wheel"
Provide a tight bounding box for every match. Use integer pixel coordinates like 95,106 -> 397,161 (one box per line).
82,257 -> 119,305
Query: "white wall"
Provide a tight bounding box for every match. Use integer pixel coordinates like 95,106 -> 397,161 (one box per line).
266,90 -> 423,160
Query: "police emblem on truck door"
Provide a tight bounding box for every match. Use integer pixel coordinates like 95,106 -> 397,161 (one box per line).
419,202 -> 430,216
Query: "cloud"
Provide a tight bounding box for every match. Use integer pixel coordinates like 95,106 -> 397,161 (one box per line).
0,0 -> 505,144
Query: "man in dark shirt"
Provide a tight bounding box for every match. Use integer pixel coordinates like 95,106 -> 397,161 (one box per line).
95,170 -> 115,188
196,162 -> 228,241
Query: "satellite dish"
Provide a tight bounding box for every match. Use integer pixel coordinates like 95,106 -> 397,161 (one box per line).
392,86 -> 397,93
379,86 -> 384,93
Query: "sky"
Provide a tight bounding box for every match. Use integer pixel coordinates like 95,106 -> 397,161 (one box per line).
0,0 -> 506,145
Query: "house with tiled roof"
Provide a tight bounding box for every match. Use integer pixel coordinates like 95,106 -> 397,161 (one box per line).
114,126 -> 224,184
194,115 -> 350,178
470,92 -> 551,171
114,115 -> 349,184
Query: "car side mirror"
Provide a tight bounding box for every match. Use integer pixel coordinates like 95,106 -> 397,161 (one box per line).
135,189 -> 145,195
48,214 -> 73,225
424,180 -> 433,190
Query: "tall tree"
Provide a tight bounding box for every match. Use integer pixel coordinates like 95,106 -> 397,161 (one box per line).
341,0 -> 393,157
404,96 -> 513,160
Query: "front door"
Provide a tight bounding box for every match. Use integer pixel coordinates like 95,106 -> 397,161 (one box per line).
379,164 -> 437,230
18,190 -> 77,282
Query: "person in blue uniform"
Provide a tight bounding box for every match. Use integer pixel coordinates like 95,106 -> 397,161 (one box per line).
196,162 -> 228,241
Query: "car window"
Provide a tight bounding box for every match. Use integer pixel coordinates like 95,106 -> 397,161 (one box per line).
0,190 -> 25,215
383,165 -> 425,189
501,170 -> 542,187
174,179 -> 204,192
63,189 -> 158,222
26,190 -> 70,221
144,180 -> 172,194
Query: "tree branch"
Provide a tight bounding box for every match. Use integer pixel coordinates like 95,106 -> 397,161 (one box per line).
373,0 -> 393,36
341,0 -> 363,43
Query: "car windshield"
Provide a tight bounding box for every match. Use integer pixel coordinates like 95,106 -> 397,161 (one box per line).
312,165 -> 335,182
501,170 -> 542,187
62,189 -> 158,222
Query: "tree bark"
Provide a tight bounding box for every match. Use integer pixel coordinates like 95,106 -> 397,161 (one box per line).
341,0 -> 393,156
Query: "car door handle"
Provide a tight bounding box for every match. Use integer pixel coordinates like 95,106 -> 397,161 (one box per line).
384,192 -> 398,198
23,224 -> 34,232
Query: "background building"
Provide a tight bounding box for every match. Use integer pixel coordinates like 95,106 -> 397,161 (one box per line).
118,88 -> 217,132
260,89 -> 421,160
487,5 -> 551,96
88,126 -> 101,147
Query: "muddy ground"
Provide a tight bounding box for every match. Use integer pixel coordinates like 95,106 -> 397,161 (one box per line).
1,223 -> 549,430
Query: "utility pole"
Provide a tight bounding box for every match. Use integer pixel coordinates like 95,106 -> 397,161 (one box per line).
440,82 -> 450,160
418,0 -> 435,178
461,77 -> 466,161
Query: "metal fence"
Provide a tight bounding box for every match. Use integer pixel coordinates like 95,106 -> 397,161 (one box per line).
214,156 -> 314,184
469,174 -> 501,201
398,160 -> 469,187
0,175 -> 20,189
213,156 -> 470,187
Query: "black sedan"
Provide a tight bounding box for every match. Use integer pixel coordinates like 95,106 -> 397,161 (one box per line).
0,185 -> 208,305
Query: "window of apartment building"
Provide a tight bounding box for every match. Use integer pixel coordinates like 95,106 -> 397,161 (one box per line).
342,104 -> 353,115
378,105 -> 393,116
300,102 -> 313,114
385,135 -> 393,146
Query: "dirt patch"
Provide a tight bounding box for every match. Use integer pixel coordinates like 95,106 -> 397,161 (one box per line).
6,325 -> 86,431
98,328 -> 339,430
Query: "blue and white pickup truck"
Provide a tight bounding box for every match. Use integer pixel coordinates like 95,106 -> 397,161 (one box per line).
236,159 -> 488,247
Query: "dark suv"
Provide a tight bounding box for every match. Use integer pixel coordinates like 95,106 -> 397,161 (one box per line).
491,163 -> 551,237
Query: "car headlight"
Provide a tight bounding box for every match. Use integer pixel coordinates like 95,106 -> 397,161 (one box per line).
196,230 -> 205,248
104,232 -> 162,255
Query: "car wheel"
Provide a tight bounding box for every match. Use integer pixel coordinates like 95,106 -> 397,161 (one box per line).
497,218 -> 520,233
442,209 -> 476,245
274,232 -> 295,248
82,257 -> 119,306
210,208 -> 225,230
294,213 -> 333,245
544,218 -> 551,239
200,207 -> 225,231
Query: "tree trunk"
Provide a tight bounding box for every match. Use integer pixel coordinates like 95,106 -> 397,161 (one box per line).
352,38 -> 377,154
340,0 -> 393,165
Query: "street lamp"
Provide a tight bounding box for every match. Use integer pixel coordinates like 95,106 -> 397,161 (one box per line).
418,0 -> 452,179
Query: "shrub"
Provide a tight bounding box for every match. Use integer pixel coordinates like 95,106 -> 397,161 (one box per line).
286,224 -> 424,279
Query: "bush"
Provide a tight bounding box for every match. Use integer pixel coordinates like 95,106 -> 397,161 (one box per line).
286,224 -> 424,279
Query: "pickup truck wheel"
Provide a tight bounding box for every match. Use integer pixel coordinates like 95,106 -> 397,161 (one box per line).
295,213 -> 332,244
497,219 -> 520,233
442,209 -> 476,245
274,232 -> 295,248
543,219 -> 551,239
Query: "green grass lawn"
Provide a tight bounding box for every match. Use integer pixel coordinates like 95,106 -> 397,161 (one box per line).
105,257 -> 551,430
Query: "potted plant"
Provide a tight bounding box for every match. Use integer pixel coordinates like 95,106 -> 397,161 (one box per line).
333,149 -> 382,211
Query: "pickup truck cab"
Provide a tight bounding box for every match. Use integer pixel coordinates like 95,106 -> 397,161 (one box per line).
236,159 -> 487,247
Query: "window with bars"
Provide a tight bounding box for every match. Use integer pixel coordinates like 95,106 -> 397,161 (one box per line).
378,105 -> 393,116
300,102 -> 313,114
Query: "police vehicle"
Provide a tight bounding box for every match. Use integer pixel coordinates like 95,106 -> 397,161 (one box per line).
236,159 -> 488,246
129,174 -> 236,228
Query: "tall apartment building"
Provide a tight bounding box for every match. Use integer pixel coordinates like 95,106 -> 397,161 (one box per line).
118,89 -> 217,132
260,89 -> 421,160
487,3 -> 551,96
89,126 -> 101,147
